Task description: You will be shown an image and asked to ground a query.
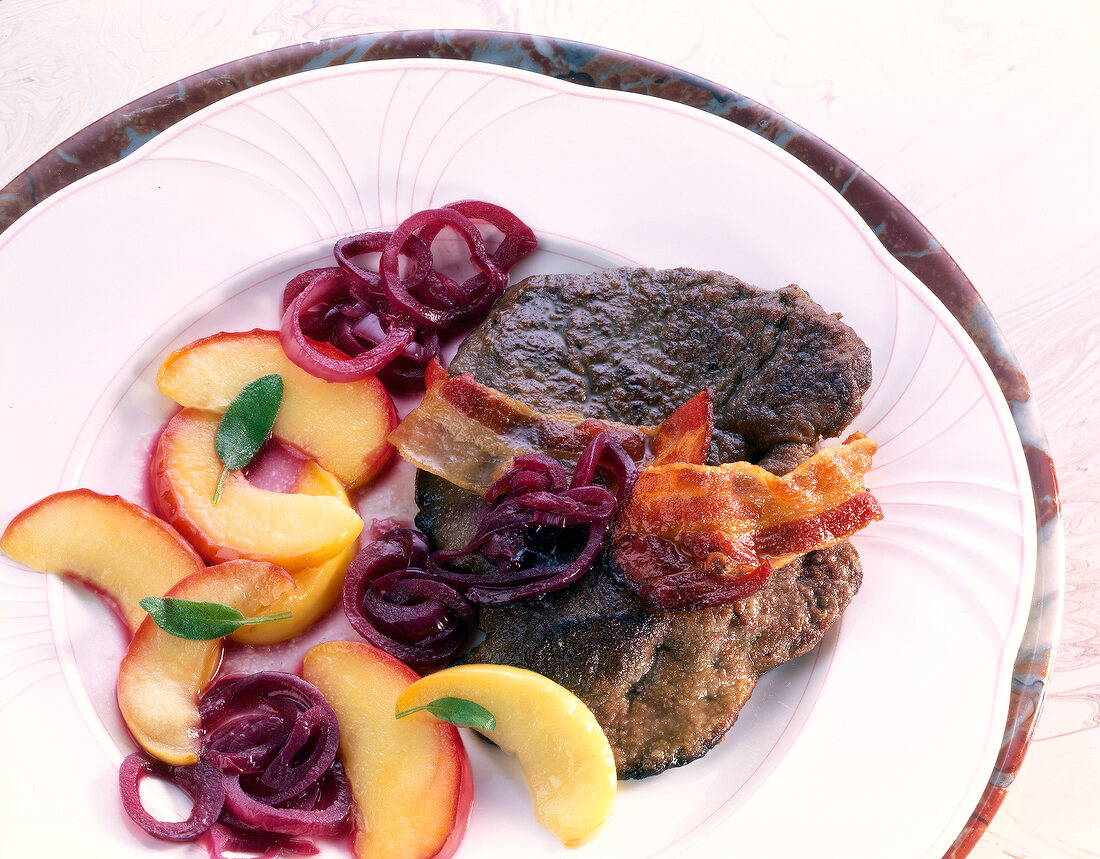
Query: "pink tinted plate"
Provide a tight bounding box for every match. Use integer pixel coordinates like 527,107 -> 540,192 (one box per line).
0,38 -> 1056,859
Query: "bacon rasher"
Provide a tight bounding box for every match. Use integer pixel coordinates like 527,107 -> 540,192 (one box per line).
392,363 -> 881,610
390,359 -> 711,494
610,434 -> 882,610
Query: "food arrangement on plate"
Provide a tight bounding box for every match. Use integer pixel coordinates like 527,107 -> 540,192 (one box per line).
0,200 -> 882,858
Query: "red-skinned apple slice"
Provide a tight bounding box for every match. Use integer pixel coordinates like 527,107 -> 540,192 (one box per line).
156,329 -> 397,488
230,461 -> 357,645
0,489 -> 205,635
151,407 -> 363,570
117,559 -> 297,766
302,640 -> 473,859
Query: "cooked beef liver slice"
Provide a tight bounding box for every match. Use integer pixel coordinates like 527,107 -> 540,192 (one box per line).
418,267 -> 871,777
448,266 -> 872,469
466,544 -> 862,778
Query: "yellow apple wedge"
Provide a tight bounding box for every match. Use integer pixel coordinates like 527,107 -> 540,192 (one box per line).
151,407 -> 363,571
302,640 -> 473,859
230,461 -> 357,645
156,329 -> 397,488
0,489 -> 205,635
395,664 -> 616,847
117,559 -> 298,766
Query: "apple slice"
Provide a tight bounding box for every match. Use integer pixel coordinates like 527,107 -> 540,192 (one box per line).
302,640 -> 472,859
0,489 -> 205,634
151,407 -> 363,570
230,461 -> 356,645
396,664 -> 616,847
117,559 -> 297,766
229,539 -> 353,645
157,329 -> 397,488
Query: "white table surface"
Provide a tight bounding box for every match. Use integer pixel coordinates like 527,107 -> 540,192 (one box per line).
1,1 -> 1096,856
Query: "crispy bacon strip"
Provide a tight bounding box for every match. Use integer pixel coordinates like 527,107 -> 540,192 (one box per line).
650,389 -> 712,467
611,433 -> 882,610
389,359 -> 710,494
391,367 -> 881,611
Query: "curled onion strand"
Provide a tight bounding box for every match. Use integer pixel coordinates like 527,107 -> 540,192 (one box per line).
342,433 -> 637,668
120,672 -> 351,852
280,201 -> 535,388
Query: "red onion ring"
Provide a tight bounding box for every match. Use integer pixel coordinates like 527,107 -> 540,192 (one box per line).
221,764 -> 352,837
426,484 -> 616,596
332,231 -> 389,298
485,453 -> 569,499
466,518 -> 610,604
200,673 -> 341,801
281,202 -> 534,387
341,436 -> 635,668
206,823 -> 307,859
121,672 -> 351,849
570,431 -> 639,504
279,267 -> 418,382
342,526 -> 474,669
379,207 -> 507,330
442,199 -> 538,272
426,435 -> 636,602
118,755 -> 225,842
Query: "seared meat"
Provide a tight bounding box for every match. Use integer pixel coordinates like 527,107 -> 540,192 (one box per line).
415,267 -> 872,777
447,266 -> 871,473
467,546 -> 861,778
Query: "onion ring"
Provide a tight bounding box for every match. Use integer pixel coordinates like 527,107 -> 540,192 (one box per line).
342,526 -> 474,669
118,755 -> 225,842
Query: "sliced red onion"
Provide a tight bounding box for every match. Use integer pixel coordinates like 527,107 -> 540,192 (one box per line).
379,207 -> 507,330
280,202 -> 534,386
206,823 -> 301,859
341,436 -> 633,656
121,672 -> 350,851
425,433 -> 633,603
221,764 -> 352,837
466,519 -> 609,604
442,199 -> 538,273
282,266 -> 345,314
427,484 -> 616,598
280,267 -> 418,382
342,526 -> 474,669
342,312 -> 441,390
200,673 -> 339,786
202,714 -> 291,775
484,453 -> 569,500
332,231 -> 390,298
118,755 -> 225,842
570,431 -> 639,504
252,705 -> 340,804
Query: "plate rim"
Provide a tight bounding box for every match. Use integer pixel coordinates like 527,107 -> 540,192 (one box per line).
0,29 -> 1063,857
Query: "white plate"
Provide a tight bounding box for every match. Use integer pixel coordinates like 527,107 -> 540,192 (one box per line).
0,60 -> 1035,858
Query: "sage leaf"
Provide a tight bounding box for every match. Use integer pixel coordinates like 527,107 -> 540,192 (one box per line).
395,697 -> 497,732
213,373 -> 284,503
139,596 -> 291,640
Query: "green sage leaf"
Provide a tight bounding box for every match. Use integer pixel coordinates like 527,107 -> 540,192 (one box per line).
139,596 -> 291,640
213,373 -> 284,503
395,696 -> 497,732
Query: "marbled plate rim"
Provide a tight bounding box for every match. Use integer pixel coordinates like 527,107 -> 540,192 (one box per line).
0,28 -> 1062,858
